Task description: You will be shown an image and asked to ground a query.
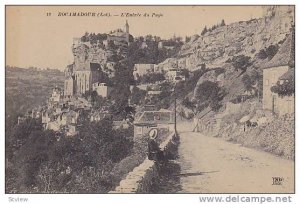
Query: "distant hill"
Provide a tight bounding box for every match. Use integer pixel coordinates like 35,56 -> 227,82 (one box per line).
5,66 -> 64,127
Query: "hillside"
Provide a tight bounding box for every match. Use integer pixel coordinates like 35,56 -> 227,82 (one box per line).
158,6 -> 293,71
173,6 -> 295,159
5,67 -> 64,127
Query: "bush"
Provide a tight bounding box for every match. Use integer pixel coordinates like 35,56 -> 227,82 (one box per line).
130,86 -> 147,105
194,81 -> 224,112
257,44 -> 279,60
242,74 -> 254,91
6,117 -> 134,193
270,79 -> 295,97
257,49 -> 268,59
231,55 -> 252,72
201,26 -> 208,36
139,72 -> 165,84
266,44 -> 279,60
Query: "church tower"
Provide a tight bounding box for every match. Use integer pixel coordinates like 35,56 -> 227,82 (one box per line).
125,20 -> 130,43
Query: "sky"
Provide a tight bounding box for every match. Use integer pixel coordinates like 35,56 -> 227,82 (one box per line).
6,6 -> 263,70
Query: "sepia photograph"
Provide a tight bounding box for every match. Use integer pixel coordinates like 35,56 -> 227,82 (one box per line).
5,5 -> 295,195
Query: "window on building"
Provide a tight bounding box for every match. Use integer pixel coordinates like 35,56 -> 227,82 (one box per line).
265,79 -> 269,86
137,126 -> 143,135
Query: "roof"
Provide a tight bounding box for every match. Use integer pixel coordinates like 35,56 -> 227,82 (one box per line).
279,68 -> 295,80
66,64 -> 73,69
135,110 -> 174,125
262,30 -> 295,69
147,91 -> 162,95
158,108 -> 172,112
109,30 -> 126,37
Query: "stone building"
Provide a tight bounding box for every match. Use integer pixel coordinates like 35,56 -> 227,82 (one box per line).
262,29 -> 294,116
107,20 -> 130,44
64,21 -> 130,96
92,82 -> 112,98
48,87 -> 63,106
165,69 -> 186,82
133,109 -> 175,141
276,69 -> 295,116
64,62 -> 102,96
133,64 -> 157,80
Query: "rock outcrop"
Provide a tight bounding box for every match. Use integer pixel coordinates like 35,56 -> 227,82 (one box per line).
158,6 -> 294,71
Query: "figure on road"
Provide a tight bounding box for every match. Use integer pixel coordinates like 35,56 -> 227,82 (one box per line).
148,128 -> 164,161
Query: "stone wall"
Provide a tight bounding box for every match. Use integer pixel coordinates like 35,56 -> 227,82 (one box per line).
109,131 -> 178,193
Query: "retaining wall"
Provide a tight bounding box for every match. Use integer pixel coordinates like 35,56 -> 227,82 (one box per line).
109,131 -> 177,193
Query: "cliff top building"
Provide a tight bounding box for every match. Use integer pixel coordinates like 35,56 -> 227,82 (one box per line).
64,21 -> 130,96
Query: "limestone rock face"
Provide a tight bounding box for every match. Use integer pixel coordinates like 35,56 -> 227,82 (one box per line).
160,6 -> 294,71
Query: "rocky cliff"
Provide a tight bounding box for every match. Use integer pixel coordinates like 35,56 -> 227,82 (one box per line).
159,6 -> 294,71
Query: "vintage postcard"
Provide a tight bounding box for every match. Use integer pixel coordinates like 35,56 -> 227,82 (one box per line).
5,5 -> 295,194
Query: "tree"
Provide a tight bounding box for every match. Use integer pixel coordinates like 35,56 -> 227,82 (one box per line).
130,86 -> 147,105
139,72 -> 165,84
242,74 -> 254,92
182,97 -> 198,114
257,49 -> 268,59
194,81 -> 223,112
265,44 -> 279,60
195,81 -> 219,101
221,19 -> 226,26
81,32 -> 89,42
201,26 -> 208,36
241,70 -> 263,99
231,55 -> 252,72
257,44 -> 279,60
180,68 -> 190,79
185,36 -> 191,43
270,79 -> 295,97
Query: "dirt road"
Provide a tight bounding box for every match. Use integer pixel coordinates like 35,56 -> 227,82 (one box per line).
176,123 -> 294,193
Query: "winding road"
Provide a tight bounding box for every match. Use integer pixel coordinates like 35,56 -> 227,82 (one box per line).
176,122 -> 294,193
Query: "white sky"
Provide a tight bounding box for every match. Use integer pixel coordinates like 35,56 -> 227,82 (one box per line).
6,6 -> 263,70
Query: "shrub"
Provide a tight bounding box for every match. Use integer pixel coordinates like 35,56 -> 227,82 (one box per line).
194,81 -> 224,112
257,49 -> 268,59
231,55 -> 252,72
270,79 -> 295,97
130,86 -> 147,105
201,26 -> 208,36
139,72 -> 165,84
242,74 -> 254,91
266,44 -> 279,60
257,44 -> 279,60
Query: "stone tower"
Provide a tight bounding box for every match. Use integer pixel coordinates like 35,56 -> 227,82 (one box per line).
125,20 -> 130,43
